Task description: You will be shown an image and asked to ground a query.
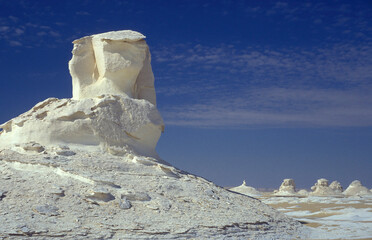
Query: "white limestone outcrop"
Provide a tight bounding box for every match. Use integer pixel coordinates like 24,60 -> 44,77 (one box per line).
297,189 -> 310,196
343,180 -> 372,196
329,181 -> 343,193
0,30 -> 305,239
69,30 -> 156,105
0,96 -> 163,157
229,180 -> 262,197
274,179 -> 297,196
0,30 -> 163,158
310,178 -> 341,196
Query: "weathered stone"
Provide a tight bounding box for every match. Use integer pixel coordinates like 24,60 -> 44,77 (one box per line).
343,180 -> 372,196
21,142 -> 45,153
275,179 -> 296,196
310,178 -> 341,196
34,205 -> 59,216
229,180 -> 262,197
118,197 -> 132,209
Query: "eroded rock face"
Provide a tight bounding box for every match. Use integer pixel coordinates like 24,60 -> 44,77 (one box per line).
69,30 -> 156,105
310,178 -> 341,196
343,180 -> 372,196
274,179 -> 296,196
0,30 -> 163,157
0,95 -> 163,157
0,148 -> 304,239
0,30 -> 306,239
329,181 -> 343,193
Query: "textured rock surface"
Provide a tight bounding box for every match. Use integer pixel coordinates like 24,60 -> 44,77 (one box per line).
274,179 -> 296,196
69,30 -> 156,105
0,95 -> 163,157
0,149 -> 305,239
343,180 -> 372,196
0,30 -> 163,158
229,180 -> 262,197
329,181 -> 343,193
0,30 -> 307,239
297,189 -> 309,196
310,178 -> 341,196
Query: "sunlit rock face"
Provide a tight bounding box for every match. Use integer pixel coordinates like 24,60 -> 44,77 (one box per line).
0,30 -> 163,157
0,30 -> 305,239
329,181 -> 343,193
0,96 -> 163,157
274,178 -> 296,196
343,180 -> 372,196
69,30 -> 156,105
310,178 -> 341,196
229,180 -> 262,197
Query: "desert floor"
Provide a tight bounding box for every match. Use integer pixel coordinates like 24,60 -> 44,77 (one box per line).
260,194 -> 372,239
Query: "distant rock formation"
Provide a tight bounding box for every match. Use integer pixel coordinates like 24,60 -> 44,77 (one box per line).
343,180 -> 372,196
329,181 -> 343,193
310,178 -> 341,196
0,30 -> 304,239
229,180 -> 262,197
297,189 -> 309,196
274,179 -> 297,196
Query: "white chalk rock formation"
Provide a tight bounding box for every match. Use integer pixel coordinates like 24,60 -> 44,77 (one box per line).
69,30 -> 156,105
274,179 -> 297,196
229,180 -> 262,197
0,30 -> 305,239
310,178 -> 341,196
343,180 -> 372,196
0,96 -> 163,157
0,30 -> 163,158
329,181 -> 343,193
297,189 -> 309,196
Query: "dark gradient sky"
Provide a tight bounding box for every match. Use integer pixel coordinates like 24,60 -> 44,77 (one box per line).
1,0 -> 372,189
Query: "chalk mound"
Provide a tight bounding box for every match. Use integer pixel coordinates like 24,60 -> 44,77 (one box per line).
297,189 -> 310,196
343,180 -> 372,196
329,181 -> 343,193
0,30 -> 305,239
229,180 -> 262,197
310,178 -> 341,197
274,178 -> 297,196
0,96 -> 163,158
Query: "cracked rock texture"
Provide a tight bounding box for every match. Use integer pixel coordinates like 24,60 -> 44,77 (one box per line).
0,149 -> 305,239
0,30 -> 306,239
0,95 -> 163,158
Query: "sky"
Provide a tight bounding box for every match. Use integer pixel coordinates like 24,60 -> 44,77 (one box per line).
1,0 -> 372,189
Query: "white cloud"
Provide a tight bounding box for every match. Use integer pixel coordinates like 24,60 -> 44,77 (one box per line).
76,11 -> 90,16
9,40 -> 22,46
14,28 -> 24,35
154,42 -> 372,89
49,31 -> 60,37
0,26 -> 9,32
160,87 -> 372,128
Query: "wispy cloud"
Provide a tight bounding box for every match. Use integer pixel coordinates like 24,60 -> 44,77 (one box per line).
153,41 -> 372,90
9,40 -> 22,46
154,40 -> 372,128
160,87 -> 372,128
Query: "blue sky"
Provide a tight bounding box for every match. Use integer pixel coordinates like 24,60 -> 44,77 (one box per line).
1,0 -> 372,189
